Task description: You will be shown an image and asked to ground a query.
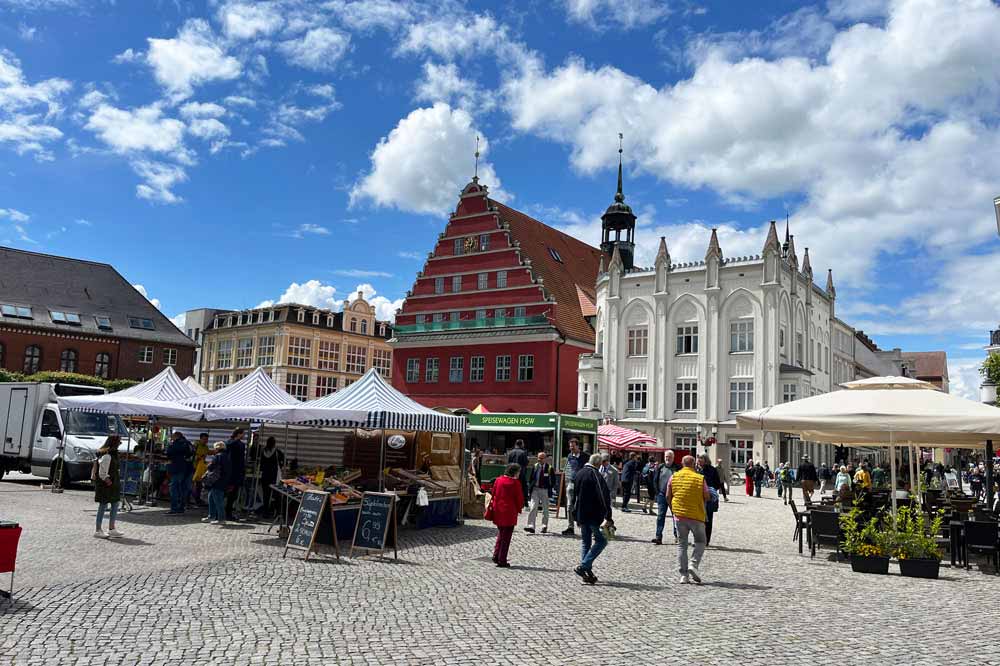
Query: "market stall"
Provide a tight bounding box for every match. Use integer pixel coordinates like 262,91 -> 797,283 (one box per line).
598,423 -> 666,455
467,413 -> 598,479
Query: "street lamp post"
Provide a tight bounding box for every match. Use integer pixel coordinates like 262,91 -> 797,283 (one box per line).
994,196 -> 1000,236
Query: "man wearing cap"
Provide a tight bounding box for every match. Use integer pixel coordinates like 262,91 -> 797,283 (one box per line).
797,454 -> 818,502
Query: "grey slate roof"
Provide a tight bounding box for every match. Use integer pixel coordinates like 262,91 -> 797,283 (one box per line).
0,246 -> 195,347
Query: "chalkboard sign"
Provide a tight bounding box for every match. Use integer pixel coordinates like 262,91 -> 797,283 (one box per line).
283,490 -> 329,560
351,492 -> 397,559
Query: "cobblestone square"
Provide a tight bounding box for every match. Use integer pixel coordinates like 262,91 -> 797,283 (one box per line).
3,475 -> 1000,666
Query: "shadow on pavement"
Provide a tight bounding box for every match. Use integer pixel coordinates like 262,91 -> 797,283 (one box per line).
101,537 -> 154,547
598,581 -> 670,592
706,545 -> 765,555
701,581 -> 772,590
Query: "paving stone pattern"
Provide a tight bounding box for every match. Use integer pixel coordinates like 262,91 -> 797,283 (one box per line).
2,474 -> 1000,665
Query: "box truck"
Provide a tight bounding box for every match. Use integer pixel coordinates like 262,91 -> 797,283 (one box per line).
0,382 -> 131,485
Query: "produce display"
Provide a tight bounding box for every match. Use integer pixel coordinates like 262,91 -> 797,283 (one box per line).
280,467 -> 364,505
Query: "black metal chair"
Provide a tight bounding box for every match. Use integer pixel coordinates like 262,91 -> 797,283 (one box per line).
964,520 -> 1000,572
789,499 -> 811,554
810,509 -> 843,560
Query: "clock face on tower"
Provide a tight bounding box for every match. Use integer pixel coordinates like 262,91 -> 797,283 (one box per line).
464,236 -> 479,253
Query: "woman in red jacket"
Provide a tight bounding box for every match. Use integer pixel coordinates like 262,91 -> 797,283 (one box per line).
744,459 -> 755,497
490,464 -> 524,568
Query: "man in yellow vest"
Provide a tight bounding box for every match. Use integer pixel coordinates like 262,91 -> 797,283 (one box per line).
666,455 -> 710,584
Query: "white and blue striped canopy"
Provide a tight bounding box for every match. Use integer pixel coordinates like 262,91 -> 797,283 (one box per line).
181,367 -> 299,409
117,367 -> 198,401
305,369 -> 466,433
183,376 -> 208,395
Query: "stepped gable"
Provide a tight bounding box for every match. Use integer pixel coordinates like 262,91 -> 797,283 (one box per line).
491,200 -> 603,344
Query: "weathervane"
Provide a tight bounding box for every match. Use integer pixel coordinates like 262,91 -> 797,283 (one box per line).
474,135 -> 480,182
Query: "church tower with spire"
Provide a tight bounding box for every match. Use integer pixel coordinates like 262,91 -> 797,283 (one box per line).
600,134 -> 637,271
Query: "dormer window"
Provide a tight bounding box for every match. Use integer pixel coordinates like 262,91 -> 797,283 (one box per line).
327,315 -> 334,327
312,312 -> 320,325
128,316 -> 156,330
350,318 -> 357,332
95,316 -> 112,330
297,310 -> 305,323
548,247 -> 563,263
2,304 -> 32,319
361,320 -> 368,335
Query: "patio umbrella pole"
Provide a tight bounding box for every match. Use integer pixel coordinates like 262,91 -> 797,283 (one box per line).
987,439 -> 995,510
889,433 -> 897,516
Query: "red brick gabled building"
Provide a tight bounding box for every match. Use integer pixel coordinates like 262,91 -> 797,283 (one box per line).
390,177 -> 604,413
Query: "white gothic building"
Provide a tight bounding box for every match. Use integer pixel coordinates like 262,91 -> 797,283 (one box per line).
577,169 -> 901,473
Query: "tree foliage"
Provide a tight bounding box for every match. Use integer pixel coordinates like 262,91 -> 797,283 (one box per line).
981,353 -> 1000,406
0,370 -> 139,393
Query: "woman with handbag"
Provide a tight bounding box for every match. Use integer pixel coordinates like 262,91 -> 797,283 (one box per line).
487,464 -> 523,568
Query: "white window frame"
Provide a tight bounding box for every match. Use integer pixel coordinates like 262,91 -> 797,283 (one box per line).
315,375 -> 337,397
477,273 -> 488,290
496,270 -> 507,288
782,383 -> 797,403
518,354 -> 534,382
730,438 -> 753,467
730,320 -> 754,353
406,358 -> 420,383
235,338 -> 253,368
287,336 -> 312,368
627,327 -> 648,357
317,341 -> 339,371
626,382 -> 647,411
425,357 -> 439,382
675,381 -> 697,411
138,346 -> 154,364
676,325 -> 699,355
434,277 -> 444,294
257,335 -> 275,366
285,372 -> 310,401
729,380 -> 754,412
372,348 -> 391,378
470,355 -> 485,383
163,348 -> 178,367
216,340 -> 233,369
496,355 -> 511,382
345,345 -> 366,374
449,356 -> 463,383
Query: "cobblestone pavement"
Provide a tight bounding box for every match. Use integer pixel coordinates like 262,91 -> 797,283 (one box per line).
3,473 -> 1000,665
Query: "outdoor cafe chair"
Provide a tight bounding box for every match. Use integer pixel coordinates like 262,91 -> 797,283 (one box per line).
810,509 -> 844,561
963,520 -> 1000,572
789,499 -> 811,554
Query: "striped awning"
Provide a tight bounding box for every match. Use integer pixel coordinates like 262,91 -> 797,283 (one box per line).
305,369 -> 466,433
117,367 -> 198,401
598,424 -> 662,451
180,367 -> 299,409
183,376 -> 208,395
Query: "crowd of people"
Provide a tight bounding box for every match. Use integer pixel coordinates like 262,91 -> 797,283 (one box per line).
486,438 -> 726,585
92,427 -> 287,538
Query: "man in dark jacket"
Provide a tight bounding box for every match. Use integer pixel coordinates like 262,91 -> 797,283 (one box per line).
562,439 -> 586,535
797,455 -> 818,502
651,450 -> 676,545
621,452 -> 641,512
166,431 -> 194,515
753,462 -> 766,498
225,428 -> 247,521
697,454 -> 724,545
524,452 -> 555,533
507,439 -> 529,506
574,453 -> 612,585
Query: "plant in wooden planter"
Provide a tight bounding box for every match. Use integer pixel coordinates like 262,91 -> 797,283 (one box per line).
840,504 -> 891,574
891,506 -> 943,579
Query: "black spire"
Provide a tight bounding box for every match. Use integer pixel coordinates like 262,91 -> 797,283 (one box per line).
600,133 -> 636,270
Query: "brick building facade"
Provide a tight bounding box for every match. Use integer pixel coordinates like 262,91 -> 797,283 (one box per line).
0,247 -> 195,381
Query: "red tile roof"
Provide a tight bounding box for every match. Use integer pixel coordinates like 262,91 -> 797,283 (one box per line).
491,201 -> 604,344
901,351 -> 949,381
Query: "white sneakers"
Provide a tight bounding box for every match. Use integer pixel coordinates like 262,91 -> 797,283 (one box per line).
679,574 -> 690,584
94,529 -> 106,539
201,517 -> 213,523
107,529 -> 124,539
688,566 -> 703,584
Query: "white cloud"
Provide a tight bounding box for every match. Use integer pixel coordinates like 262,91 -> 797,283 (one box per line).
334,269 -> 393,278
326,0 -> 416,32
18,24 -> 37,41
351,103 -> 506,216
74,218 -> 91,226
290,223 -> 330,238
146,19 -> 241,101
948,358 -> 986,401
0,207 -> 29,222
224,95 -> 256,107
179,101 -> 226,119
397,250 -> 424,260
308,83 -> 336,100
826,0 -> 889,21
84,102 -> 189,160
0,49 -> 70,159
279,27 -> 350,71
502,0 -> 1000,292
187,117 -> 229,140
397,14 -> 503,61
112,48 -> 144,64
268,279 -> 339,310
414,61 -> 491,113
170,312 -> 187,330
132,284 -> 162,310
563,0 -> 671,29
217,1 -> 284,40
353,282 -> 403,321
132,160 -> 188,204
0,0 -> 78,8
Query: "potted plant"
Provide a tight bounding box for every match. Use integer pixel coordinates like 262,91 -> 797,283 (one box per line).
892,506 -> 943,579
840,504 -> 891,574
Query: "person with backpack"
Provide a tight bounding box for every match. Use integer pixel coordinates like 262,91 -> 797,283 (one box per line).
201,442 -> 230,525
641,456 -> 657,514
621,452 -> 641,512
779,463 -> 794,505
93,435 -> 124,539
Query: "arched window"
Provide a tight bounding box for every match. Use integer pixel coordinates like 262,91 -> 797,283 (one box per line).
23,345 -> 41,373
95,352 -> 111,379
60,348 -> 78,373
349,318 -> 357,332
360,320 -> 368,335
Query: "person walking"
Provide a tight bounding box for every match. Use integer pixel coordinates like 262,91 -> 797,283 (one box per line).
753,462 -> 766,498
201,442 -> 230,525
562,439 -> 586,535
854,462 -> 872,491
651,450 -> 676,545
93,435 -> 124,539
779,463 -> 794,505
166,430 -> 194,515
835,465 -> 853,498
716,458 -> 729,502
819,462 -> 834,494
489,464 -> 523,567
621,452 -> 641,512
573,453 -> 612,585
599,453 -> 621,507
258,436 -> 285,518
224,428 -> 247,522
797,455 -> 818,502
506,440 -> 530,506
642,456 -> 657,514
524,452 -> 555,533
667,455 -> 710,584
744,459 -> 755,497
697,454 -> 724,545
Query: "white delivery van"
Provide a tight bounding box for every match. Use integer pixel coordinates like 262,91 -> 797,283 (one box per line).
0,382 -> 131,485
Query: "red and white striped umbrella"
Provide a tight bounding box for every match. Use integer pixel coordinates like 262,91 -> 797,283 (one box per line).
598,424 -> 662,451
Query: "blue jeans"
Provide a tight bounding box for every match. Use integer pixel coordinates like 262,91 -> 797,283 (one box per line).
96,501 -> 119,531
655,492 -> 670,539
208,488 -> 226,521
170,471 -> 192,512
579,523 -> 607,571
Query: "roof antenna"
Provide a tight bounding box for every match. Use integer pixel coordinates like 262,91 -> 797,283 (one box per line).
473,135 -> 480,183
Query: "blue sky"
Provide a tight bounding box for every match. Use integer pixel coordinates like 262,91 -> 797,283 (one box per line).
1,0 -> 998,398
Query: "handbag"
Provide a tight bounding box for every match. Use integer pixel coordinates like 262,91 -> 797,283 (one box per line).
483,492 -> 495,521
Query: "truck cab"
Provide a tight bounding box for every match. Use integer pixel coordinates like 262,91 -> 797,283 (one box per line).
1,382 -> 132,484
